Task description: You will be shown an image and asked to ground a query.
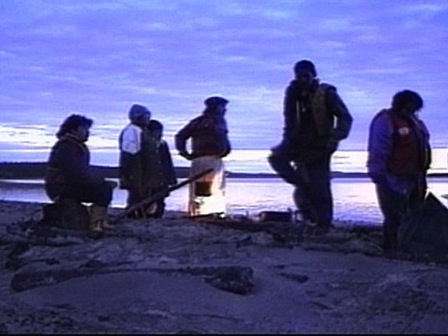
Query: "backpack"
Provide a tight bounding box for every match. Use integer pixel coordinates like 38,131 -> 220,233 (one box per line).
398,192 -> 448,254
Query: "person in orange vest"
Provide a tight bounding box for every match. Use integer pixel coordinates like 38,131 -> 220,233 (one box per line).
367,90 -> 431,252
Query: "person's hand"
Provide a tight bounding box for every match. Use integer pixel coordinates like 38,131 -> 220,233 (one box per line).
368,172 -> 388,186
179,151 -> 193,160
270,140 -> 290,154
327,138 -> 339,153
220,148 -> 231,158
118,175 -> 137,190
106,180 -> 118,189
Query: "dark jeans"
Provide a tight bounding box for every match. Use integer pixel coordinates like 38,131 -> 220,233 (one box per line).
148,186 -> 167,218
268,149 -> 333,227
375,184 -> 406,251
126,188 -> 145,208
46,182 -> 114,207
375,180 -> 426,251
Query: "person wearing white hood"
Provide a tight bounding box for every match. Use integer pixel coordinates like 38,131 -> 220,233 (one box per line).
118,104 -> 154,219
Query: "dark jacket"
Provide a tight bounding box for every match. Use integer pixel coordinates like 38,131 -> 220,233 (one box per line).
144,139 -> 177,191
158,140 -> 177,186
45,134 -> 105,201
175,111 -> 231,159
45,134 -> 103,186
282,80 -> 353,161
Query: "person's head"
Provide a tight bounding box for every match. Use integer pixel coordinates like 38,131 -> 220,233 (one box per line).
203,96 -> 228,116
391,90 -> 424,116
147,119 -> 164,140
128,104 -> 151,127
56,114 -> 93,142
293,59 -> 317,90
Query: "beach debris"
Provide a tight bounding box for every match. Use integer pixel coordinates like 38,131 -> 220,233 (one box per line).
204,267 -> 254,295
257,211 -> 294,223
112,168 -> 213,225
278,272 -> 309,283
4,201 -> 448,333
11,268 -> 92,292
189,216 -> 304,247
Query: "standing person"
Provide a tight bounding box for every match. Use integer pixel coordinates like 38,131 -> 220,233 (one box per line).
268,59 -> 353,233
118,104 -> 154,219
145,119 -> 178,218
45,114 -> 116,231
175,96 -> 231,218
367,90 -> 431,252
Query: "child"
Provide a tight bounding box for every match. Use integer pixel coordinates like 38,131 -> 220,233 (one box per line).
146,119 -> 177,218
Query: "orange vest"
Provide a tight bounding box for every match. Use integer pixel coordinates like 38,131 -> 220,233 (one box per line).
388,112 -> 429,175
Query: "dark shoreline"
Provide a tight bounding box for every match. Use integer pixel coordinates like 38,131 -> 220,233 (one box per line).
1,162 -> 447,180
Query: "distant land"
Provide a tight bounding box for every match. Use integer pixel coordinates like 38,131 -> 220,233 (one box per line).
0,162 -> 447,180
0,162 -> 277,180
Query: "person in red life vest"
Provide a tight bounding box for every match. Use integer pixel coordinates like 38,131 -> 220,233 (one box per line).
367,90 -> 432,252
45,114 -> 117,231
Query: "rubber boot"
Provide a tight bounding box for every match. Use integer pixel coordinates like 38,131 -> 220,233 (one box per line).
89,205 -> 114,231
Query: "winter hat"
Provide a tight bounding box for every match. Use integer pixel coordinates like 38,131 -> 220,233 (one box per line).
128,104 -> 151,122
204,96 -> 229,107
294,60 -> 317,77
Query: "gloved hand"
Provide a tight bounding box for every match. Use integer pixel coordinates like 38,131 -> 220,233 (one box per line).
368,172 -> 388,186
119,175 -> 138,190
106,180 -> 118,189
118,176 -> 130,190
327,138 -> 339,153
179,151 -> 193,160
220,148 -> 231,158
270,140 -> 297,159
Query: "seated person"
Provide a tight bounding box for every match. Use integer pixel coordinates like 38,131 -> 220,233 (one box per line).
45,114 -> 116,231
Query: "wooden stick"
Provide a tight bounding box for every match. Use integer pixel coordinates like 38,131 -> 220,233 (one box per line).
111,168 -> 213,224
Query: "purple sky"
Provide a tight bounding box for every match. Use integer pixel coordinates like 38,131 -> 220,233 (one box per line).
1,0 -> 448,158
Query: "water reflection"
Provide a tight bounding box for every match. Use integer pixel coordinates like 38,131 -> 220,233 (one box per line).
1,177 -> 447,225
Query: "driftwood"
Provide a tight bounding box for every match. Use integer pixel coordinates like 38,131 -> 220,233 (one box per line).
11,265 -> 255,295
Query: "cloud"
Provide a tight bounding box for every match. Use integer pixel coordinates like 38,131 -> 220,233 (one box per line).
1,0 -> 448,152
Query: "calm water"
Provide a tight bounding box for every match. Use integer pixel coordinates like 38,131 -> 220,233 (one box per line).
2,148 -> 448,174
1,177 -> 448,225
1,148 -> 448,225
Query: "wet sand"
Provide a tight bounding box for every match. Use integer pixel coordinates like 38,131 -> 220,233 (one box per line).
1,200 -> 448,333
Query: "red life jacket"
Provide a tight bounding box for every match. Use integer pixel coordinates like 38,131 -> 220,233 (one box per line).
387,111 -> 429,175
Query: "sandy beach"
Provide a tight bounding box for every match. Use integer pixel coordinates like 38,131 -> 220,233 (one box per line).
1,200 -> 448,334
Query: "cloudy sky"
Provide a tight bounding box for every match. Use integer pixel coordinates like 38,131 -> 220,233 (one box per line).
1,0 -> 448,162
